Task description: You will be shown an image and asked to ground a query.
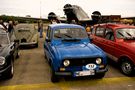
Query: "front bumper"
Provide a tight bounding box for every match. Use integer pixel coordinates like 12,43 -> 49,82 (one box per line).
20,42 -> 37,46
55,67 -> 108,76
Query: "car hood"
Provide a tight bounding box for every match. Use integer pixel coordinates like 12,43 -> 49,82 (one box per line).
54,42 -> 104,59
0,45 -> 9,57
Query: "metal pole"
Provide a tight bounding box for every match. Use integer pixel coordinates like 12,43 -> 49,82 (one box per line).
40,1 -> 41,19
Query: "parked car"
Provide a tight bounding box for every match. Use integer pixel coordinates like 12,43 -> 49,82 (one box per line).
44,23 -> 107,82
14,24 -> 38,48
0,29 -> 19,79
91,23 -> 135,76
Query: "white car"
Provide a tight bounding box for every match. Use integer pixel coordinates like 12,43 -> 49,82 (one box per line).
14,24 -> 39,48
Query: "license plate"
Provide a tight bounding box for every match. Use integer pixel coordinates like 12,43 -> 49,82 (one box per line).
74,70 -> 95,77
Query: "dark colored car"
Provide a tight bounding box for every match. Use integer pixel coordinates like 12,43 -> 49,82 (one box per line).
91,23 -> 135,76
0,29 -> 19,79
44,23 -> 107,82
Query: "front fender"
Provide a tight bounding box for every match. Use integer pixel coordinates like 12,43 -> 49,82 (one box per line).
51,46 -> 62,71
44,43 -> 62,71
92,44 -> 107,64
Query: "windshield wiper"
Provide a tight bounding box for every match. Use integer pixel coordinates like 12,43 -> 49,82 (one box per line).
63,34 -> 73,38
118,31 -> 125,38
124,32 -> 135,40
54,35 -> 62,38
125,32 -> 133,39
126,32 -> 132,37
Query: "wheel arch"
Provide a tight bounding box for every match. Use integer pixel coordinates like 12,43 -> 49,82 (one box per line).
6,54 -> 14,64
118,56 -> 134,65
118,55 -> 135,76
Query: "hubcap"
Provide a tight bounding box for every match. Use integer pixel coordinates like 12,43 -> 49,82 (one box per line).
122,62 -> 132,74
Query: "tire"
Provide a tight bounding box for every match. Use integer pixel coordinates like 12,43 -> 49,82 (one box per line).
96,73 -> 105,79
44,52 -> 47,59
51,67 -> 59,83
5,61 -> 14,79
120,60 -> 134,76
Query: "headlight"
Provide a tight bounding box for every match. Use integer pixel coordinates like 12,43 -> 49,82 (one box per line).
96,58 -> 102,64
0,57 -> 5,65
63,60 -> 70,67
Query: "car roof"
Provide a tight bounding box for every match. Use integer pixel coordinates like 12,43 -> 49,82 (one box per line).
49,23 -> 85,30
95,23 -> 135,31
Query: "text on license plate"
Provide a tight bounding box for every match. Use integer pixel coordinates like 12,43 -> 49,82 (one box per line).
74,70 -> 95,77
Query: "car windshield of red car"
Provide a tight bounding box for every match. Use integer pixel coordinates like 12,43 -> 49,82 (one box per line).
116,28 -> 135,39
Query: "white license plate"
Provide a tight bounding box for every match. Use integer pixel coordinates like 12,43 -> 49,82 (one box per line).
74,70 -> 95,77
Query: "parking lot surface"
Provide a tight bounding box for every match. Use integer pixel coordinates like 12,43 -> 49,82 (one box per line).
0,33 -> 135,90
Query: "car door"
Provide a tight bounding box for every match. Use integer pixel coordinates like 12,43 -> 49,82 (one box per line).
10,33 -> 19,59
44,26 -> 53,61
103,28 -> 117,61
92,26 -> 106,49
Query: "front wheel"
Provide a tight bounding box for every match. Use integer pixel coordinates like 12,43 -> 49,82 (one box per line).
120,60 -> 134,76
95,73 -> 105,79
51,67 -> 59,83
5,61 -> 14,79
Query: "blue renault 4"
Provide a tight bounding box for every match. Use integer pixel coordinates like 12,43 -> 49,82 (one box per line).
44,23 -> 107,82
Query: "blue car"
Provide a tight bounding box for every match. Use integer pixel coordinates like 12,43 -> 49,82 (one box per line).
44,23 -> 107,82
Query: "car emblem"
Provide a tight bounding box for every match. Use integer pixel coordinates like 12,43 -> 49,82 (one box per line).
86,64 -> 96,70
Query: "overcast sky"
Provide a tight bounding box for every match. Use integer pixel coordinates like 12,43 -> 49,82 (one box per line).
0,0 -> 135,18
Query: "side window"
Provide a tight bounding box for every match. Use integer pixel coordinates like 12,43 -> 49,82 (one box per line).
95,27 -> 105,37
46,26 -> 51,39
105,28 -> 114,41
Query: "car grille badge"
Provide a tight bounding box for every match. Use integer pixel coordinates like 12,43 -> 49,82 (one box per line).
84,64 -> 96,70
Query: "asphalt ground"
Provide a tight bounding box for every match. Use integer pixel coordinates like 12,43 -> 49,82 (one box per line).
0,32 -> 135,90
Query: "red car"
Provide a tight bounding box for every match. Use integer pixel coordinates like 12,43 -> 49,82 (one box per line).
91,23 -> 135,76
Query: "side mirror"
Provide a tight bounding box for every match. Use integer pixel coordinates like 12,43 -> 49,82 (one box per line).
46,37 -> 51,42
87,32 -> 91,36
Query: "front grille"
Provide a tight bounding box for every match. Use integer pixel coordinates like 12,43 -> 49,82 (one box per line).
62,58 -> 98,67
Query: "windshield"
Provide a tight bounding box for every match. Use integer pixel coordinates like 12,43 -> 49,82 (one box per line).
0,34 -> 9,45
54,28 -> 88,39
116,28 -> 135,39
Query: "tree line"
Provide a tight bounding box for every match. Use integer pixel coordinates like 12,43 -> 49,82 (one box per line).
0,15 -> 49,23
